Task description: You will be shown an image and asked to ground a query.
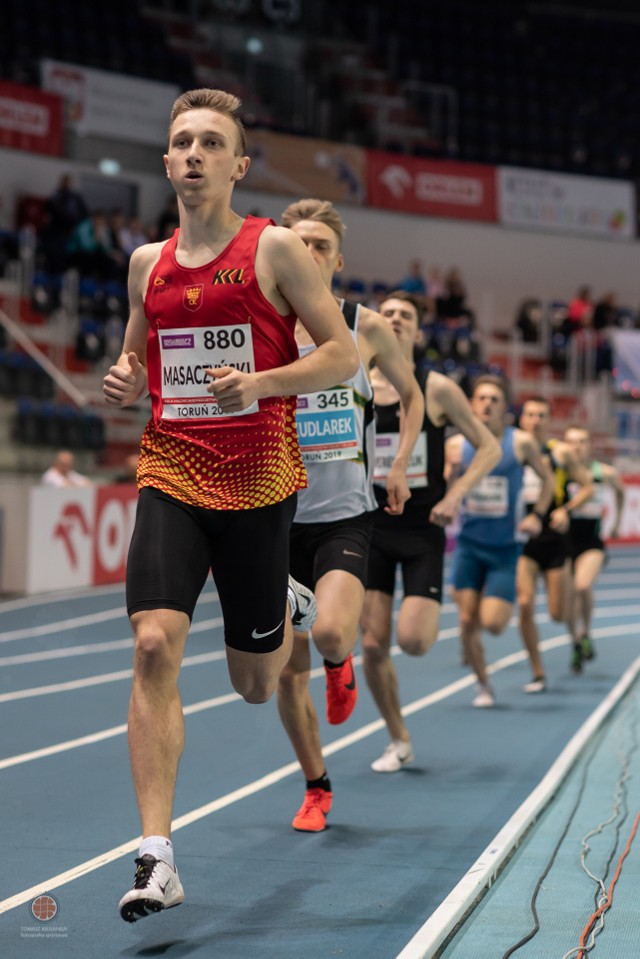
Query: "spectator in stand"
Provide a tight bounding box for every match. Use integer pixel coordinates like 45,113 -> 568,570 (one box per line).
564,285 -> 593,336
426,265 -> 446,300
155,194 -> 180,240
67,210 -> 126,281
367,281 -> 390,312
119,215 -> 150,258
107,208 -> 128,259
41,450 -> 92,487
592,292 -> 619,331
115,452 -> 140,484
574,311 -> 613,378
433,268 -> 479,363
515,298 -> 544,343
398,258 -> 428,306
435,268 -> 473,323
0,193 -> 17,276
40,174 -> 89,273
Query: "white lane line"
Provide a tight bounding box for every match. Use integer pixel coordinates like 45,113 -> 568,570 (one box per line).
0,615 -> 225,668
0,639 -> 135,667
2,599 -> 638,705
2,623 -> 632,766
0,594 -> 220,645
0,649 -> 229,704
0,583 -> 221,614
0,584 -> 126,613
0,608 -> 130,643
1,630 -> 637,914
0,690 -> 242,772
395,657 -> 640,959
0,546 -> 632,621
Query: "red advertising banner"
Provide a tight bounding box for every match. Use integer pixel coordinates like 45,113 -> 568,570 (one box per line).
367,151 -> 498,222
0,81 -> 63,156
92,484 -> 138,585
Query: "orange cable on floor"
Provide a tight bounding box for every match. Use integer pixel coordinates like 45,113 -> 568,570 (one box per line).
576,810 -> 640,959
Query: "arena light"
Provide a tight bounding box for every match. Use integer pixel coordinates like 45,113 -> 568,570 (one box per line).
98,158 -> 121,176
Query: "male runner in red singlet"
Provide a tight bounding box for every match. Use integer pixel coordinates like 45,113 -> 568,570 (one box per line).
103,89 -> 359,922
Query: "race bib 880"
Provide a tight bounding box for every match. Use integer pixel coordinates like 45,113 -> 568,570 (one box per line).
159,324 -> 258,420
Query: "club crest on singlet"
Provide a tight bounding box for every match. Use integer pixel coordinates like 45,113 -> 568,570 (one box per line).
159,324 -> 258,420
183,284 -> 204,311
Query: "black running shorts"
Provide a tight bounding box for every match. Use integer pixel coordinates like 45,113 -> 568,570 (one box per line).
521,532 -> 567,571
566,532 -> 605,563
366,511 -> 446,602
126,486 -> 297,653
289,512 -> 374,591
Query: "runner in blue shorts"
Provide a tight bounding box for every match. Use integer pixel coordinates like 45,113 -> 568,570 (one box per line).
446,376 -> 554,707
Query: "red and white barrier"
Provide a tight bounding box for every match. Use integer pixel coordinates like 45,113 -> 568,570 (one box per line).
0,483 -> 138,594
0,475 -> 637,595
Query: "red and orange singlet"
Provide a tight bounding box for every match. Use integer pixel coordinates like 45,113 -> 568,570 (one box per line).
138,216 -> 306,510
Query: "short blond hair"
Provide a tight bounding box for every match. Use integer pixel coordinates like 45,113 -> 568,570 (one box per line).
169,88 -> 246,154
280,198 -> 346,248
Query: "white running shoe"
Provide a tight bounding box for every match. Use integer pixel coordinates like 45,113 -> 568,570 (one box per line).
119,855 -> 185,923
287,575 -> 318,632
472,684 -> 495,708
371,739 -> 414,773
523,676 -> 547,694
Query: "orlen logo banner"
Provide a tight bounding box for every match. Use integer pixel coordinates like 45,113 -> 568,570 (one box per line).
27,486 -> 138,592
93,485 -> 138,585
367,150 -> 498,222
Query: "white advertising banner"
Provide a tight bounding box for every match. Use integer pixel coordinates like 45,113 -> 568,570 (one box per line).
498,167 -> 635,239
27,487 -> 94,592
6,484 -> 139,594
40,59 -> 178,146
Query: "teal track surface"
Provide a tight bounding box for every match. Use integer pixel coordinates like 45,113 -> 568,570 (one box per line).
0,547 -> 638,958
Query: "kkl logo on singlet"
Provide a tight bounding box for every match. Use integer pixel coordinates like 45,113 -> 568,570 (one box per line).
184,284 -> 204,311
212,268 -> 244,285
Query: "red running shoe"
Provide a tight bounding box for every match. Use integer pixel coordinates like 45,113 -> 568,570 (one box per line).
292,788 -> 332,832
325,652 -> 357,725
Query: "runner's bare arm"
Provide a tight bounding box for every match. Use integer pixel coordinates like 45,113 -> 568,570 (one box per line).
360,309 -> 424,515
208,227 -> 358,412
427,373 -> 501,526
103,245 -> 160,407
548,444 -> 595,532
603,463 -> 625,538
444,433 -> 464,485
517,431 -> 554,535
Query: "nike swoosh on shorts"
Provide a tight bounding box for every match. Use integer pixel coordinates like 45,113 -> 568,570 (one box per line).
251,618 -> 285,640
